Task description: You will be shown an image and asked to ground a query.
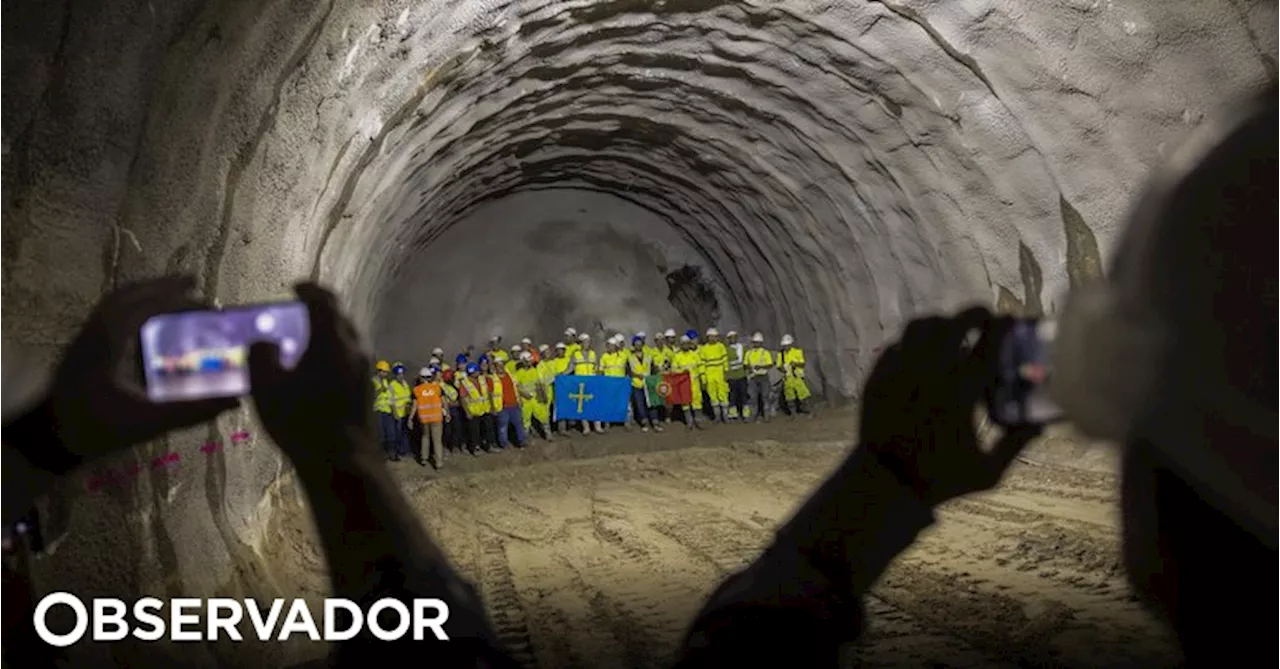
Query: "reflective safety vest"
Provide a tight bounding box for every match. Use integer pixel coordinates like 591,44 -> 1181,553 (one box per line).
514,367 -> 542,401
390,379 -> 413,418
372,377 -> 393,413
441,383 -> 460,407
413,382 -> 444,424
504,359 -> 518,376
745,347 -> 774,378
661,346 -> 678,369
780,347 -> 806,378
652,346 -> 670,371
699,342 -> 728,374
459,378 -> 490,418
487,374 -> 505,412
572,349 -> 598,375
490,350 -> 510,364
726,343 -> 747,379
537,360 -> 558,386
564,343 -> 582,361
552,356 -> 572,375
600,351 -> 627,377
672,350 -> 701,375
627,350 -> 653,388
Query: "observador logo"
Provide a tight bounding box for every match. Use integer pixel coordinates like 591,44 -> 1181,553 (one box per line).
33,593 -> 451,646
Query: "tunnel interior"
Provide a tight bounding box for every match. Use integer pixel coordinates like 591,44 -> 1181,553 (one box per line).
3,0 -> 1275,666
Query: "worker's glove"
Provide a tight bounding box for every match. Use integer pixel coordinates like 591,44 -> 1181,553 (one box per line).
50,275 -> 239,460
248,283 -> 379,468
858,307 -> 1040,507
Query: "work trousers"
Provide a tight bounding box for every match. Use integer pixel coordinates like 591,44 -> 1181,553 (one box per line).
704,371 -> 730,406
783,375 -> 812,402
748,376 -> 772,420
728,376 -> 749,417
444,407 -> 464,450
378,412 -> 410,456
419,421 -> 444,466
496,406 -> 527,447
522,399 -> 551,434
466,414 -> 495,452
630,387 -> 653,427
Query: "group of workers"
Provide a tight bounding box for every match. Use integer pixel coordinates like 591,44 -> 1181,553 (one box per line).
371,327 -> 813,468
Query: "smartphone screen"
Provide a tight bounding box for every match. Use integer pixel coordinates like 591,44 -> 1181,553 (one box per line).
989,318 -> 1065,427
139,301 -> 309,402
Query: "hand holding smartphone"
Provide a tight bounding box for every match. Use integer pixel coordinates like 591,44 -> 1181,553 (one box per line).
139,301 -> 310,402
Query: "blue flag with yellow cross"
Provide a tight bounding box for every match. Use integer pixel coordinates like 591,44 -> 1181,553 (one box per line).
553,375 -> 631,422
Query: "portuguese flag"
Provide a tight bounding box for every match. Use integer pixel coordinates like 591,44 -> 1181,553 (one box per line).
647,371 -> 692,407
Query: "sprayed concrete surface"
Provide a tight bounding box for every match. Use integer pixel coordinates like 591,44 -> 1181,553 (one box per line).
246,409 -> 1179,668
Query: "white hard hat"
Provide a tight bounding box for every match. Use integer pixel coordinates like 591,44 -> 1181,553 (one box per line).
431,347 -> 444,356
664,328 -> 677,338
635,331 -> 646,339
726,330 -> 738,338
490,334 -> 501,342
511,344 -> 522,352
520,351 -> 533,361
555,342 -> 567,349
751,332 -> 765,342
565,327 -> 577,336
419,367 -> 432,377
579,333 -> 590,341
706,327 -> 719,336
538,344 -> 550,352
429,357 -> 440,365
680,335 -> 692,343
781,334 -> 795,346
521,337 -> 532,345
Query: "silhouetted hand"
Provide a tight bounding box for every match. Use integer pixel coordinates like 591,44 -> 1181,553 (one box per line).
248,283 -> 377,467
51,275 -> 239,458
860,307 -> 1041,507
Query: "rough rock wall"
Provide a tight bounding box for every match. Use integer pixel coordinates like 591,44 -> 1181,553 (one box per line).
2,0 -> 1274,666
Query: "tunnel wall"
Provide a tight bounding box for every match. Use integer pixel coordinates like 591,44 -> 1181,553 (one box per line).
2,0 -> 1274,666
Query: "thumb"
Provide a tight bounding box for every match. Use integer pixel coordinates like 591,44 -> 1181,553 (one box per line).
248,342 -> 286,400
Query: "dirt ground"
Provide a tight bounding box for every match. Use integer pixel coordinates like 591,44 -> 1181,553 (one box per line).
334,408 -> 1181,669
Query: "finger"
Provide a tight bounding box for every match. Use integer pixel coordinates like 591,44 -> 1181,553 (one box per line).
248,342 -> 287,399
982,424 -> 1043,483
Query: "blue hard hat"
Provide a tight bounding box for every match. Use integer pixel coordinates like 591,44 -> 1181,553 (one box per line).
455,353 -> 468,364
429,366 -> 442,375
632,335 -> 644,343
478,354 -> 489,364
685,329 -> 698,339
466,363 -> 480,374
392,363 -> 407,373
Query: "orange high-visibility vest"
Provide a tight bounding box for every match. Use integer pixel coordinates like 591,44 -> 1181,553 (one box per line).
413,382 -> 444,424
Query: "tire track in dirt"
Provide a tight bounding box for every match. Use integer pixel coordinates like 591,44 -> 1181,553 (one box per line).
476,533 -> 539,667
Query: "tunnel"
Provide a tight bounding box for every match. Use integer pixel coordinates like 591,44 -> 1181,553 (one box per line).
2,0 -> 1275,667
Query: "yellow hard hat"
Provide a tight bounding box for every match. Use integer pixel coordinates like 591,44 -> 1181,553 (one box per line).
375,360 -> 391,372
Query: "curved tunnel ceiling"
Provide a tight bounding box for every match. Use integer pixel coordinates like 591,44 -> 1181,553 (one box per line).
2,2 -> 1275,667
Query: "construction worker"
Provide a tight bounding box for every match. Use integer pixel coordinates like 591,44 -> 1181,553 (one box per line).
455,352 -> 470,369
628,334 -> 661,432
388,362 -> 414,460
372,360 -> 399,458
600,337 -> 629,431
745,332 -> 775,422
410,367 -> 447,469
457,362 -> 490,455
563,328 -> 581,361
661,328 -> 679,369
700,328 -> 730,423
779,334 -> 812,417
441,366 -> 463,453
550,342 -> 573,434
672,334 -> 705,429
650,332 -> 668,371
515,351 -> 553,441
490,356 -> 527,448
570,333 -> 603,434
488,336 -> 509,366
506,345 -> 522,375
522,338 -> 540,363
725,331 -> 749,420
432,347 -> 449,371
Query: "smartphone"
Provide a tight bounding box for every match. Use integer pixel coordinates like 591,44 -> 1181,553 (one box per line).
987,318 -> 1065,427
139,301 -> 309,402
